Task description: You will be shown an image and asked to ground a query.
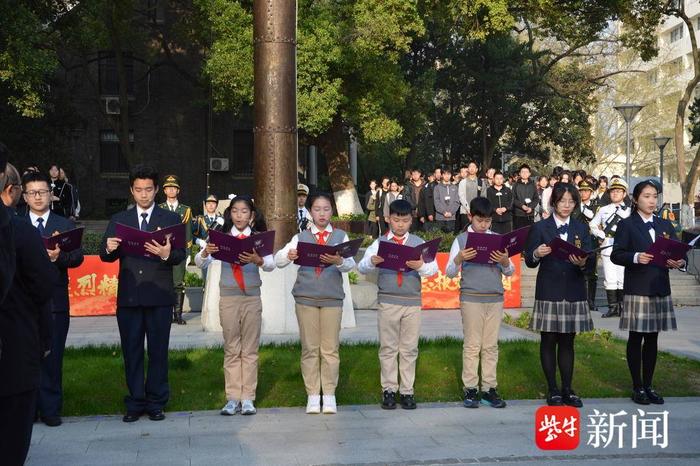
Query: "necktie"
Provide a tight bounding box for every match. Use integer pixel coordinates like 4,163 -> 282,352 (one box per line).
646,221 -> 655,230
140,212 -> 149,231
36,217 -> 46,236
392,235 -> 404,287
169,204 -> 175,212
299,209 -> 303,219
231,233 -> 247,292
315,230 -> 329,277
557,224 -> 568,236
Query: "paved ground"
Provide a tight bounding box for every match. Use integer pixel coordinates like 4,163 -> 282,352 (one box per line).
28,398 -> 700,465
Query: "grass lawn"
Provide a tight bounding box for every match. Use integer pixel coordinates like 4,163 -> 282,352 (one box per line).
63,333 -> 700,416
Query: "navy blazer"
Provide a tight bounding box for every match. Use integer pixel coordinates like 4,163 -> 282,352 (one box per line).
29,212 -> 85,312
0,213 -> 57,396
0,206 -> 15,304
610,212 -> 677,297
100,206 -> 186,308
524,215 -> 593,302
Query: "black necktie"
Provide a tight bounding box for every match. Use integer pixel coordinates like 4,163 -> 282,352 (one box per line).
140,212 -> 149,231
36,217 -> 46,236
646,221 -> 655,231
557,224 -> 568,235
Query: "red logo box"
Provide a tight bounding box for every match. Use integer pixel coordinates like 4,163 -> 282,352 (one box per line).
535,406 -> 580,450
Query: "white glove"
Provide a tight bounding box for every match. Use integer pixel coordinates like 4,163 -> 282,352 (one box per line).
196,238 -> 207,249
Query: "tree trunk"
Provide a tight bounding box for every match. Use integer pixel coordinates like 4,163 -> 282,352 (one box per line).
318,116 -> 363,216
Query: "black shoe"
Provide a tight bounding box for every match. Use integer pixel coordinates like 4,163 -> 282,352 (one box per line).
562,389 -> 583,408
463,388 -> 479,408
632,388 -> 651,405
381,390 -> 396,410
480,388 -> 506,408
601,308 -> 620,318
41,416 -> 62,427
399,394 -> 416,410
546,389 -> 564,406
147,409 -> 165,421
644,387 -> 664,405
122,411 -> 142,423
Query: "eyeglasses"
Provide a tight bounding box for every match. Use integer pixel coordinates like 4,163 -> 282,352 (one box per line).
24,189 -> 51,197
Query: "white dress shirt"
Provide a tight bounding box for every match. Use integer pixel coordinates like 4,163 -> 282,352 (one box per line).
633,212 -> 656,264
136,204 -> 156,226
358,232 -> 438,277
29,210 -> 51,230
274,223 -> 355,272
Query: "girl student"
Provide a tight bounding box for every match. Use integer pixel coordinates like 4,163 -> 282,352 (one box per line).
610,180 -> 684,405
524,182 -> 595,408
195,196 -> 275,416
274,192 -> 356,414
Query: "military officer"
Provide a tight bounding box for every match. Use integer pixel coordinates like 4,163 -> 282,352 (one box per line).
572,180 -> 600,311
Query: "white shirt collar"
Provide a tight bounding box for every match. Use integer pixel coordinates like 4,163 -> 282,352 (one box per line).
166,200 -> 179,210
29,210 -> 50,227
386,231 -> 408,242
231,226 -> 252,237
310,223 -> 333,235
637,211 -> 654,223
553,214 -> 570,228
137,204 -> 155,219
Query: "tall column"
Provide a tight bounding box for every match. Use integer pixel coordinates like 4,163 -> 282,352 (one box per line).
253,0 -> 297,249
349,136 -> 358,185
308,145 -> 318,187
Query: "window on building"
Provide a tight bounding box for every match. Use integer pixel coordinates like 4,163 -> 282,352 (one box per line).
670,25 -> 684,43
100,130 -> 132,174
231,130 -> 254,176
98,52 -> 134,96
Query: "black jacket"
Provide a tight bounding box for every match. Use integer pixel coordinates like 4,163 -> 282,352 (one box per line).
418,181 -> 437,218
0,206 -> 14,304
100,206 -> 186,308
512,180 -> 539,218
486,185 -> 513,223
610,213 -> 678,297
0,213 -> 57,396
525,216 -> 594,302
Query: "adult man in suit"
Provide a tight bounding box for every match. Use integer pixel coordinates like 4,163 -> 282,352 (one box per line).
0,162 -> 57,466
0,142 -> 14,305
101,165 -> 186,422
22,171 -> 85,426
159,174 -> 192,325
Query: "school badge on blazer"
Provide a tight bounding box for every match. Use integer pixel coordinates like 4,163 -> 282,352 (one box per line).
574,235 -> 581,249
662,231 -> 670,239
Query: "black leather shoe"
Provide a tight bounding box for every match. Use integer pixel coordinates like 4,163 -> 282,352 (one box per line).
381,390 -> 396,410
400,394 -> 417,410
631,388 -> 650,405
41,416 -> 62,427
562,389 -> 583,408
601,309 -> 620,318
644,387 -> 664,405
148,409 -> 165,421
122,411 -> 142,423
546,389 -> 564,406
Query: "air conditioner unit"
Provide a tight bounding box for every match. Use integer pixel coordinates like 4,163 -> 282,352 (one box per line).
209,157 -> 229,172
104,97 -> 120,115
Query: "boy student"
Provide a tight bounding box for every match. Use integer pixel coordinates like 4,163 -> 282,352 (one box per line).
512,164 -> 539,230
358,199 -> 438,410
446,197 -> 513,408
434,167 -> 460,233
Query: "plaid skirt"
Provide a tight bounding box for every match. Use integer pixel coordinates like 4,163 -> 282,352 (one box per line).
530,300 -> 594,333
620,294 -> 677,332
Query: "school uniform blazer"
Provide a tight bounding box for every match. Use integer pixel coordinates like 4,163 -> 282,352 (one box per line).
34,212 -> 85,312
524,215 -> 593,302
610,213 -> 677,297
100,206 -> 186,308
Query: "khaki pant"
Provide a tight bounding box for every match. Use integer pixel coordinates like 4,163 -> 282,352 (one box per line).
460,301 -> 503,391
377,303 -> 422,395
295,304 -> 342,395
220,295 -> 262,400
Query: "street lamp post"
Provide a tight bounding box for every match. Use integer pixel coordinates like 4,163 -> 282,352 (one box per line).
614,104 -> 644,183
653,136 -> 671,207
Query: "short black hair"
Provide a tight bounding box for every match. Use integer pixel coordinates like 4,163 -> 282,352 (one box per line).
598,175 -> 608,183
493,170 -> 504,178
632,179 -> 659,210
21,171 -> 51,189
519,164 -> 531,172
467,160 -> 479,169
307,192 -> 334,209
410,167 -> 422,174
389,199 -> 412,216
550,182 -> 580,209
470,197 -> 493,218
442,167 -> 452,175
129,164 -> 158,187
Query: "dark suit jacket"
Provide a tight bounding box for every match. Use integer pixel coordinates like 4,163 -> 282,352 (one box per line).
0,213 -> 57,396
524,215 -> 594,302
100,206 -> 186,308
486,185 -> 513,223
0,206 -> 14,304
29,212 -> 85,312
610,213 -> 677,297
418,182 -> 436,218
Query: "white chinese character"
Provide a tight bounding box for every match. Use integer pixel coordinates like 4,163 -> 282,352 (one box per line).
586,409 -> 628,448
562,416 -> 578,438
539,414 -> 562,442
632,409 -> 669,449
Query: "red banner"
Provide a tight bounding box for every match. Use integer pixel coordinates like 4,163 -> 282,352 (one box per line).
421,253 -> 521,309
68,256 -> 119,317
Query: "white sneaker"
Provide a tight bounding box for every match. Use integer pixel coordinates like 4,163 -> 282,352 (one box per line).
240,400 -> 257,415
306,395 -> 321,414
220,400 -> 240,416
322,395 -> 337,414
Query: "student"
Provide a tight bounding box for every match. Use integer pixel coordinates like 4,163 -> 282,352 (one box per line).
403,168 -> 425,232
524,182 -> 594,408
433,168 -> 460,232
274,193 -> 355,414
375,177 -> 390,235
512,164 -> 539,230
196,196 -> 274,416
457,161 -> 484,232
590,178 -> 630,318
485,170 -> 513,234
610,180 -> 684,405
382,180 -> 403,220
446,197 -> 513,409
365,179 -> 379,238
418,168 -> 440,231
358,200 -> 438,410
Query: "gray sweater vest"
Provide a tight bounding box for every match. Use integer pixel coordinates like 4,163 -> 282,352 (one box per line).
292,229 -> 346,308
457,232 -> 506,303
219,260 -> 263,297
377,234 -> 423,306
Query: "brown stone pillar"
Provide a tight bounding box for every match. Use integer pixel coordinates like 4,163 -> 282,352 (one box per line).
253,0 -> 297,249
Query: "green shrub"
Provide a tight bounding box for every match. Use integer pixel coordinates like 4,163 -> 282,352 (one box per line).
82,231 -> 103,255
348,271 -> 359,284
347,232 -> 375,248
414,230 -> 456,252
331,213 -> 367,222
184,271 -> 204,287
